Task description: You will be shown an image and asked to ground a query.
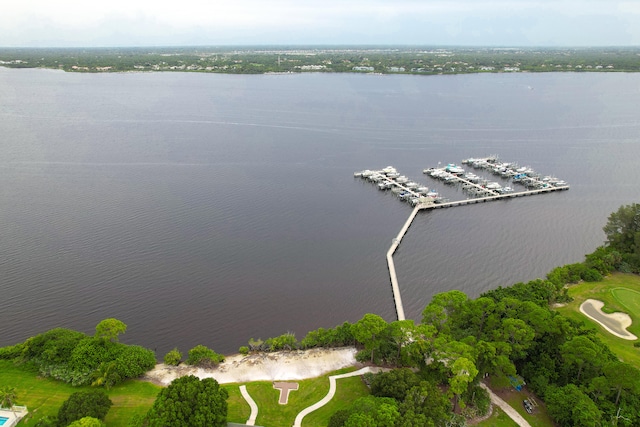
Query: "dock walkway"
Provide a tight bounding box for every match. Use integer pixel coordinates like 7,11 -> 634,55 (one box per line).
360,156 -> 570,322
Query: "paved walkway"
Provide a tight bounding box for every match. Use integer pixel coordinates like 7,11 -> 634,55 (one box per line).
293,366 -> 387,427
239,385 -> 259,426
479,383 -> 531,427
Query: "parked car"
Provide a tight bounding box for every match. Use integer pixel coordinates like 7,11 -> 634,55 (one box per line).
523,399 -> 533,414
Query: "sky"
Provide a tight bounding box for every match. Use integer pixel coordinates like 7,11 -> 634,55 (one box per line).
2,0 -> 640,47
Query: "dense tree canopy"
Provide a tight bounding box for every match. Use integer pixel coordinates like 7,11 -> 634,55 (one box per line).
57,390 -> 112,427
603,203 -> 640,271
4,320 -> 156,387
146,375 -> 228,427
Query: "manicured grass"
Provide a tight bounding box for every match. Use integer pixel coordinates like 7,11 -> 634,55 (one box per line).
0,361 -> 369,427
611,287 -> 640,317
103,381 -> 160,426
0,360 -> 160,426
302,375 -> 370,426
554,273 -> 640,368
222,384 -> 251,424
239,367 -> 368,427
474,406 -> 518,427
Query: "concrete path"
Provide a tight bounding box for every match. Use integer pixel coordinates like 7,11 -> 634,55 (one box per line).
239,385 -> 259,426
479,383 -> 531,427
293,366 -> 386,427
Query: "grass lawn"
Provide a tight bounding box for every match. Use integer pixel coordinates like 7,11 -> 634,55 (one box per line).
487,375 -> 555,427
474,406 -> 519,427
0,360 -> 160,426
1,361 -> 369,427
239,367 -> 368,427
301,375 -> 369,426
554,273 -> 640,368
222,384 -> 251,424
611,287 -> 640,317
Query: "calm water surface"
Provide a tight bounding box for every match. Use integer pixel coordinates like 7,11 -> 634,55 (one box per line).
1,68 -> 639,356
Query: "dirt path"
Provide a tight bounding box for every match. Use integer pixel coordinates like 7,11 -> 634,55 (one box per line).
479,383 -> 531,427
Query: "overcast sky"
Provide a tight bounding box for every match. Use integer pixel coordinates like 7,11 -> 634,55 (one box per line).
2,0 -> 639,47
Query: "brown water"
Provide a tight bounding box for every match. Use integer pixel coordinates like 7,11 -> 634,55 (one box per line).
1,68 -> 639,356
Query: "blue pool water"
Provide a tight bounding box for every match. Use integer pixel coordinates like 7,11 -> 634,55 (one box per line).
0,416 -> 9,426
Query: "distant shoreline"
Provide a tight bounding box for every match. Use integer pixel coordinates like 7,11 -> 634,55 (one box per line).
2,46 -> 639,75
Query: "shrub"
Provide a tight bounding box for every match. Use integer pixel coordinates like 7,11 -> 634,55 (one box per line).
186,345 -> 224,367
263,332 -> 297,351
0,344 -> 24,360
238,346 -> 249,356
581,268 -> 603,282
114,345 -> 156,378
164,348 -> 182,365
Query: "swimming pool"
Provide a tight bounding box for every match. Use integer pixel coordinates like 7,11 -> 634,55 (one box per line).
0,416 -> 9,426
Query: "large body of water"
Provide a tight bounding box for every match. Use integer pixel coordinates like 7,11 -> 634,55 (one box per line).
1,68 -> 639,356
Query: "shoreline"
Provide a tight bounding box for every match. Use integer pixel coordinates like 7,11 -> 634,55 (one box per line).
142,346 -> 360,386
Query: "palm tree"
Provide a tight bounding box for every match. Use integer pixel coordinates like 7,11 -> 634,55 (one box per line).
0,386 -> 17,410
0,386 -> 19,423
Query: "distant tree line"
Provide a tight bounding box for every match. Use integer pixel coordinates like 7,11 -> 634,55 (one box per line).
1,46 -> 640,74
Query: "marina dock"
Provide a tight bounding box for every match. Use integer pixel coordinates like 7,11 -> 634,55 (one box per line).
355,156 -> 569,321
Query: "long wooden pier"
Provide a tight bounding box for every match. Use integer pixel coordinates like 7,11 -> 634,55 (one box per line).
386,206 -> 420,321
360,158 -> 570,322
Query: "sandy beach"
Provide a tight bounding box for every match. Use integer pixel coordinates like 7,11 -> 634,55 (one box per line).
143,346 -> 360,386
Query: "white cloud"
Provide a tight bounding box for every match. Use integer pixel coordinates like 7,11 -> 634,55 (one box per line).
1,0 -> 638,46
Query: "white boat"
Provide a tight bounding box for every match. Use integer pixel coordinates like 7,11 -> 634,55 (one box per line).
445,163 -> 465,174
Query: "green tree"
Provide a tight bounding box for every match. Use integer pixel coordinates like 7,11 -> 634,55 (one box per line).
95,318 -> 127,342
91,361 -> 120,389
370,368 -> 420,401
329,396 -> 399,427
57,390 -> 113,427
146,375 -> 228,427
492,318 -> 535,360
561,335 -> 603,383
398,381 -> 451,426
448,357 -> 479,410
421,290 -> 467,334
352,314 -> 388,363
603,361 -> 640,406
386,320 -> 415,362
603,203 -> 640,269
163,348 -> 182,365
545,384 -> 602,427
67,417 -> 104,427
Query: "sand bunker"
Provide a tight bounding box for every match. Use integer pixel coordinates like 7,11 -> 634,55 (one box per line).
579,299 -> 638,340
143,347 -> 359,386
